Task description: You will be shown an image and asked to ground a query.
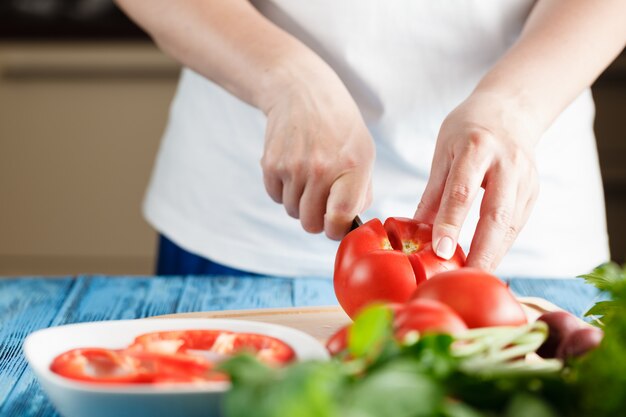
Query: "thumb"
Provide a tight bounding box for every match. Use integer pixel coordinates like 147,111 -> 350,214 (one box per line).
324,171 -> 370,240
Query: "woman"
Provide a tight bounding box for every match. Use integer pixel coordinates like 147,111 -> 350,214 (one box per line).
116,0 -> 625,277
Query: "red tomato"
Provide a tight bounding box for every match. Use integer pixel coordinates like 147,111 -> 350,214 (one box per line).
51,330 -> 296,384
410,268 -> 527,328
132,351 -> 213,377
384,218 -> 465,283
334,217 -> 466,318
129,330 -> 295,365
325,301 -> 465,356
50,348 -> 149,384
326,325 -> 350,357
394,299 -> 468,340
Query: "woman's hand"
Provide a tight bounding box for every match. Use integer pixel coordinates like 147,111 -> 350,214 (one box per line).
414,92 -> 541,272
259,66 -> 375,240
115,0 -> 374,240
413,0 -> 625,272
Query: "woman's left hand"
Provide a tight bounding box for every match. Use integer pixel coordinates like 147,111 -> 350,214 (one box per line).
414,92 -> 541,272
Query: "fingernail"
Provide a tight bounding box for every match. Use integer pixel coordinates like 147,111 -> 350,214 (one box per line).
435,236 -> 455,260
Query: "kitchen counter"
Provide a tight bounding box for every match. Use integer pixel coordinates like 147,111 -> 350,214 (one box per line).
0,274 -> 604,416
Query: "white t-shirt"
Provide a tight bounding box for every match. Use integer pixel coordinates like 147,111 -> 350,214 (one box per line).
143,0 -> 610,278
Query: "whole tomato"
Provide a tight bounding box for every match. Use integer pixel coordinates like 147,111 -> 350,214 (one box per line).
410,268 -> 527,328
334,217 -> 465,318
394,299 -> 467,341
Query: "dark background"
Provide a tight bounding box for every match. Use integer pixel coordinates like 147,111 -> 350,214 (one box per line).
0,0 -> 146,40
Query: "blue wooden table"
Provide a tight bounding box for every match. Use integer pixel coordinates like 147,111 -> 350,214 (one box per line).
0,275 -> 603,417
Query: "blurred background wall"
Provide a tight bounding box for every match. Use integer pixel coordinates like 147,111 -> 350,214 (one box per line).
0,0 -> 624,276
0,0 -> 179,275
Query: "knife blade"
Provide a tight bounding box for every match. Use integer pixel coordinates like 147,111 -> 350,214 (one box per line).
349,215 -> 363,232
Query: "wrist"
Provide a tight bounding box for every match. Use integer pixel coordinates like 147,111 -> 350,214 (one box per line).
462,88 -> 545,147
253,49 -> 346,115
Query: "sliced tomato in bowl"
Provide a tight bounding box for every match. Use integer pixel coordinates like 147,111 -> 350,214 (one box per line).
50,329 -> 297,384
50,348 -> 149,384
129,330 -> 296,366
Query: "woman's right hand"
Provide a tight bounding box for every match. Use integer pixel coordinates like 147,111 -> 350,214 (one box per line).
259,66 -> 375,240
115,0 -> 375,239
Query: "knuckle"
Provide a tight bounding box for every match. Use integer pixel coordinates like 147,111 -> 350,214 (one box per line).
263,153 -> 307,177
338,154 -> 360,172
504,224 -> 519,243
501,146 -> 531,169
285,204 -> 300,219
473,250 -> 497,271
285,158 -> 304,177
508,147 -> 525,166
327,203 -> 354,220
325,208 -> 355,231
435,220 -> 460,236
301,216 -> 324,234
447,183 -> 471,205
466,128 -> 494,150
485,206 -> 513,229
260,154 -> 274,173
261,155 -> 287,178
309,157 -> 329,180
415,199 -> 437,220
324,222 -> 349,241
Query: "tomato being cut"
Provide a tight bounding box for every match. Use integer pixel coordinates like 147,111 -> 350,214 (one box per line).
410,268 -> 527,328
334,217 -> 466,318
50,329 -> 296,384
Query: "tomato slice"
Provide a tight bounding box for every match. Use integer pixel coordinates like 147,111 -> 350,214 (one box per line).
134,352 -> 212,376
50,348 -> 148,384
129,330 -> 296,365
51,330 -> 295,384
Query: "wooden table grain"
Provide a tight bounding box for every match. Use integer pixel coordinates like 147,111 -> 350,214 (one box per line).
0,275 -> 603,417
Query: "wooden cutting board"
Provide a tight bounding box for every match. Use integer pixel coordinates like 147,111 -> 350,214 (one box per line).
154,297 -> 565,344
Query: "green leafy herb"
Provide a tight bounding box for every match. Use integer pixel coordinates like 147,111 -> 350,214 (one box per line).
579,262 -> 626,325
340,359 -> 443,417
504,392 -> 558,417
219,262 -> 626,417
578,262 -> 626,293
347,304 -> 395,360
220,356 -> 344,417
569,262 -> 626,417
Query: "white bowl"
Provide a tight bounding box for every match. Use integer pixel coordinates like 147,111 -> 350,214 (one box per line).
24,318 -> 329,417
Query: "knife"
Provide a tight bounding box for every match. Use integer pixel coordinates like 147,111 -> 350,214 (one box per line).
349,215 -> 363,232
